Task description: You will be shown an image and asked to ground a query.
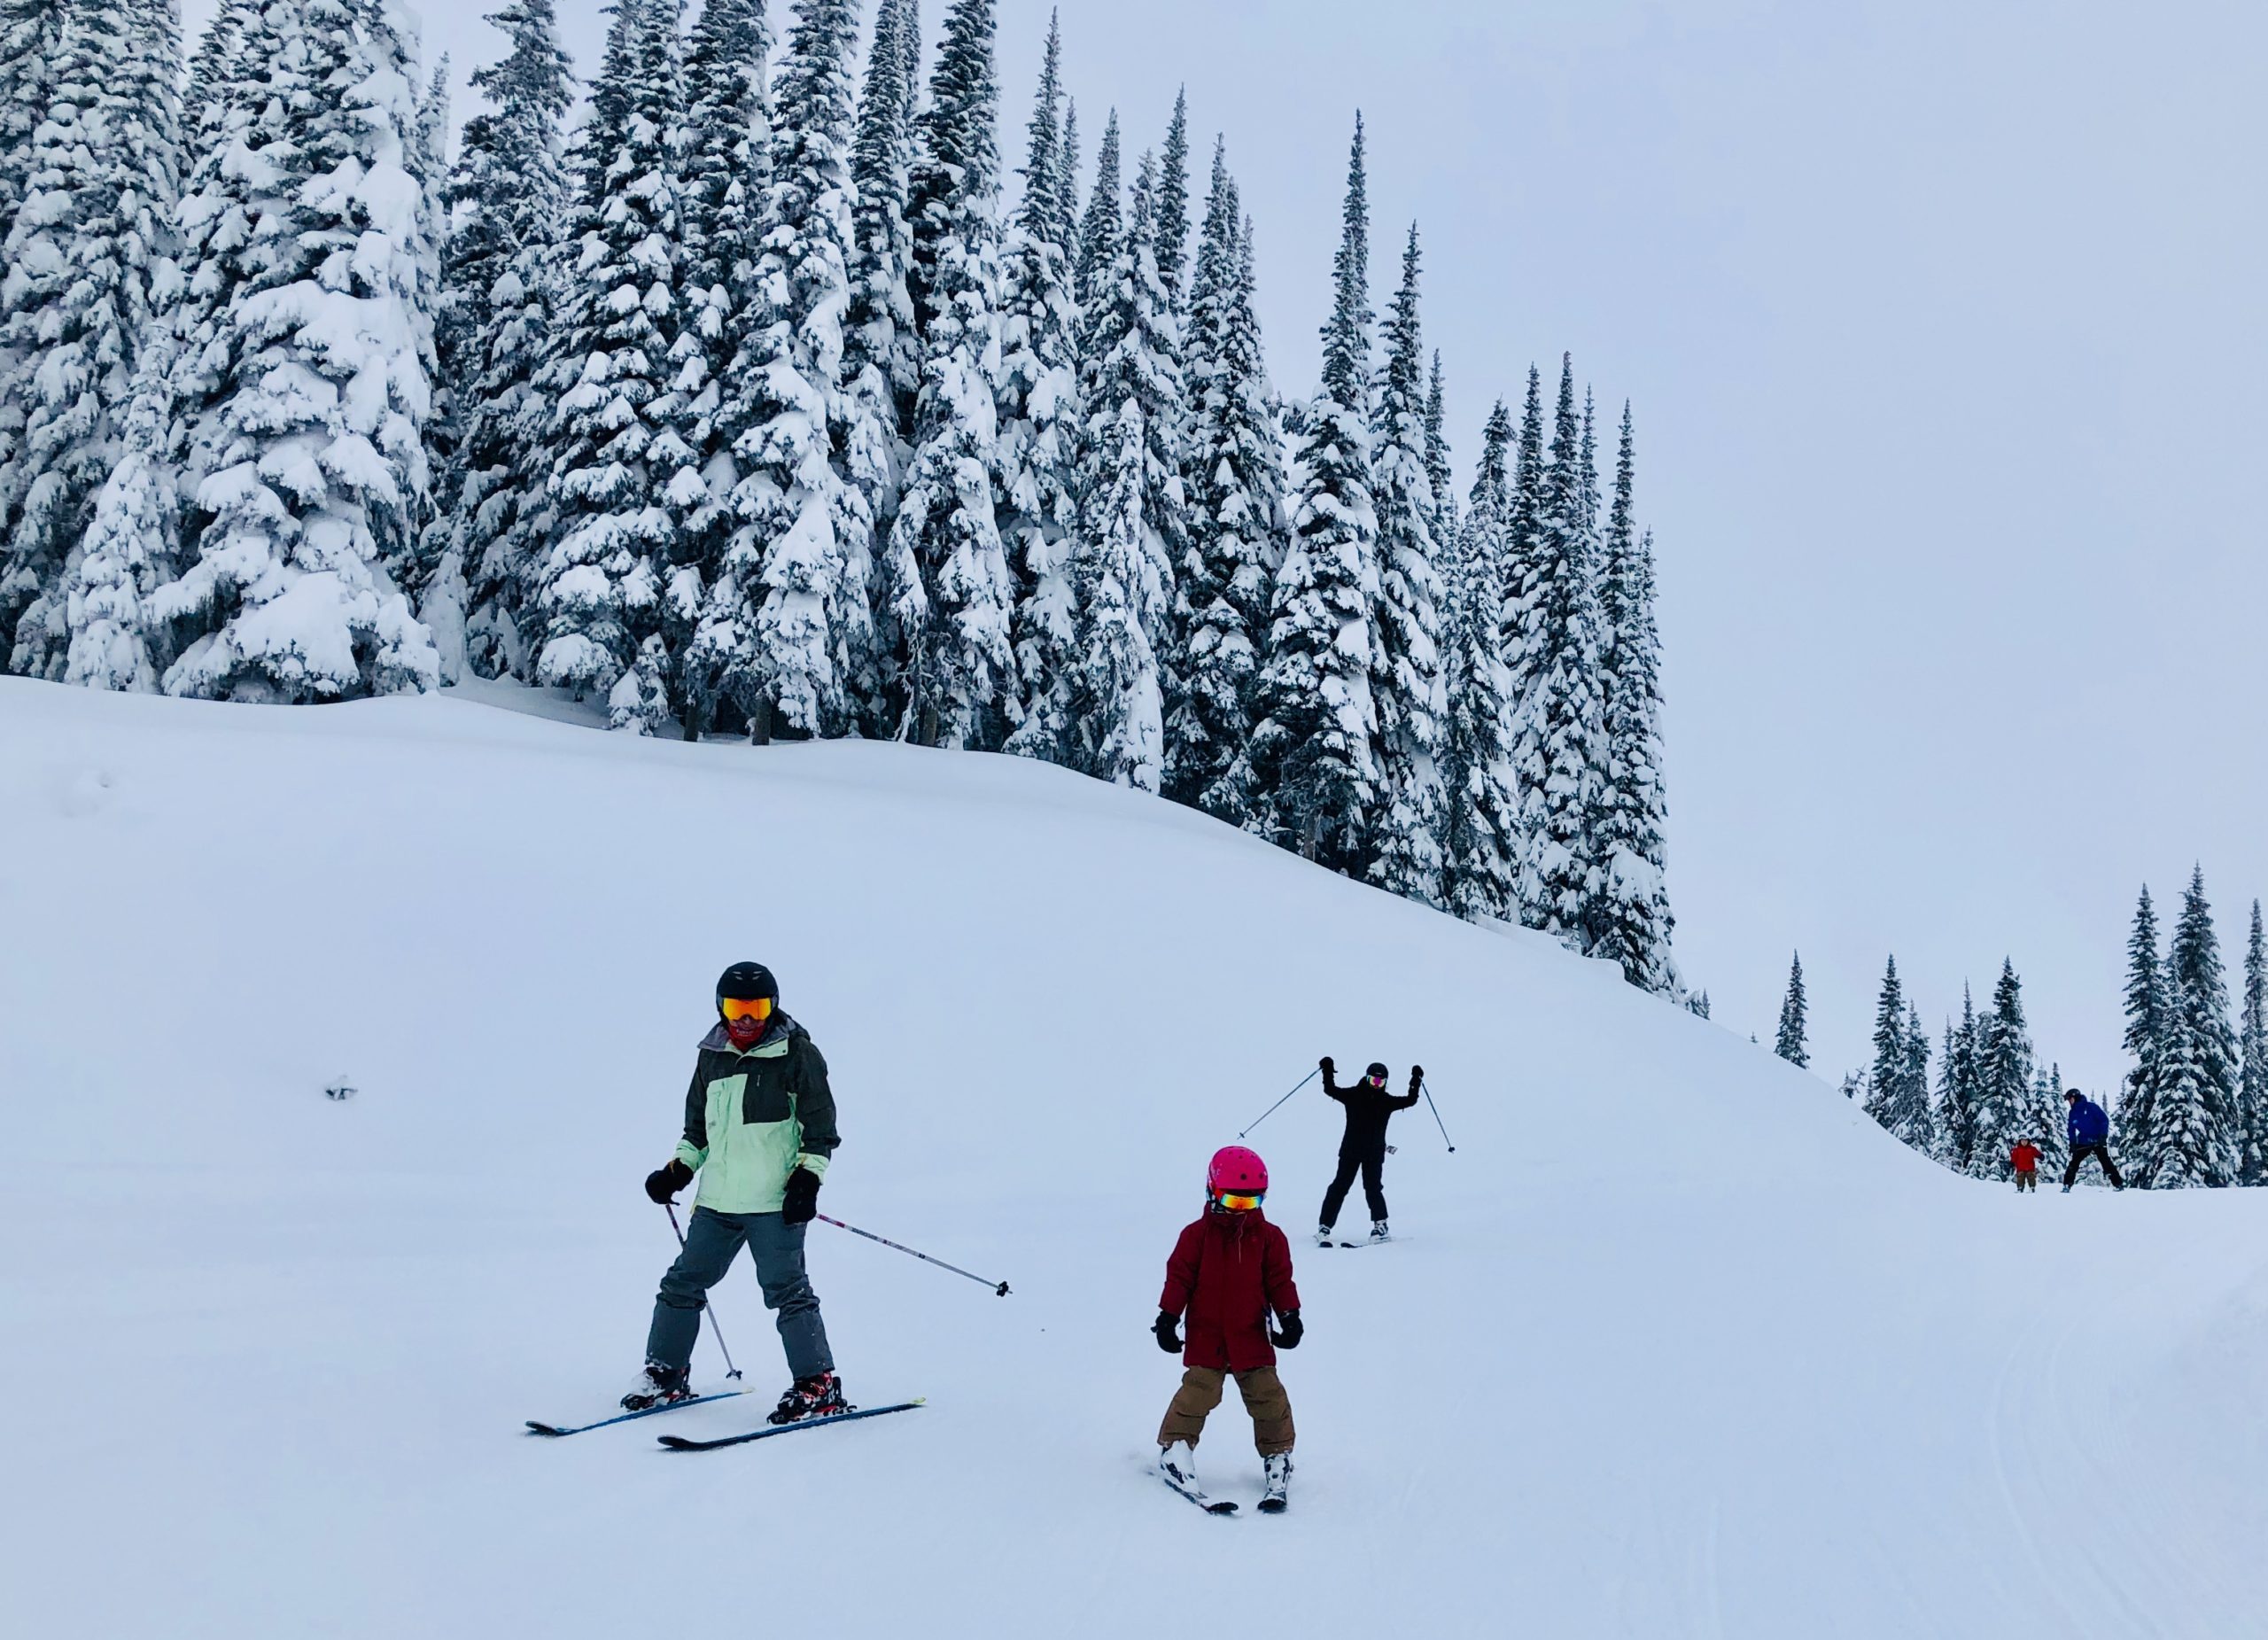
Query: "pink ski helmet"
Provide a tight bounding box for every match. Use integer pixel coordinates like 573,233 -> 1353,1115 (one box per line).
1207,1145 -> 1269,1210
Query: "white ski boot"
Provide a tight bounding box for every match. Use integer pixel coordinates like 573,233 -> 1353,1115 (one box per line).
1369,1220 -> 1390,1241
1259,1451 -> 1293,1513
1159,1441 -> 1200,1490
1315,1224 -> 1335,1247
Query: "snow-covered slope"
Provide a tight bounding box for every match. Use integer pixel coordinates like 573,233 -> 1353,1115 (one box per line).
3,678 -> 2263,1640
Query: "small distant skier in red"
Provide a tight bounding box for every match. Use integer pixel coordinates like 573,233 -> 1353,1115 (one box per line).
2010,1138 -> 2042,1193
1153,1146 -> 1302,1513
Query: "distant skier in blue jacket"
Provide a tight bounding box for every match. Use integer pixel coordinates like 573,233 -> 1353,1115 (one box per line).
2061,1089 -> 2126,1192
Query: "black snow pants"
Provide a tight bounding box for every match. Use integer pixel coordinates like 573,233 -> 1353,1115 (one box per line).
1320,1149 -> 1387,1228
2062,1143 -> 2125,1189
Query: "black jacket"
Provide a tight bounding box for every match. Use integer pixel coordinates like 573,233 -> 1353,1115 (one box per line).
1324,1068 -> 1420,1157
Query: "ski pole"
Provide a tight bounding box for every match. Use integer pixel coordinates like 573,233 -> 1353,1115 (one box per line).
816,1213 -> 1011,1297
1417,1070 -> 1456,1153
1239,1068 -> 1320,1139
665,1202 -> 743,1380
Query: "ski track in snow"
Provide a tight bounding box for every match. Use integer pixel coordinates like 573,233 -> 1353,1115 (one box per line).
2,677 -> 2264,1640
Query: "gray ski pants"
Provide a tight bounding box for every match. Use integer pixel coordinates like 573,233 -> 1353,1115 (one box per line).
646,1205 -> 833,1380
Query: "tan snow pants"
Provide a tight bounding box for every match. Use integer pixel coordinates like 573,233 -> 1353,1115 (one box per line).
1157,1365 -> 1294,1456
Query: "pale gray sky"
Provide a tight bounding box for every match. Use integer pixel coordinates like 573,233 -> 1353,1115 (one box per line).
186,0 -> 2268,1092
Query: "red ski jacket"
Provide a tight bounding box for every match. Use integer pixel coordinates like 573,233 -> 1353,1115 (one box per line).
2011,1143 -> 2041,1173
1158,1210 -> 1301,1372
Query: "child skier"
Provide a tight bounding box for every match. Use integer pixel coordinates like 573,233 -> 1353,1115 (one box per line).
1153,1146 -> 1302,1513
2010,1138 -> 2042,1193
1316,1056 -> 1423,1244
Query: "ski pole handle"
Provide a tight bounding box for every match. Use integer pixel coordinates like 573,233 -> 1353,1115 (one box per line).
815,1213 -> 1012,1297
665,1202 -> 743,1380
1417,1071 -> 1456,1153
1239,1067 -> 1320,1138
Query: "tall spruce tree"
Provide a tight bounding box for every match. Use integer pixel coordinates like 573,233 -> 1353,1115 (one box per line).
2132,867 -> 2243,1186
1775,952 -> 1809,1068
533,0 -> 693,730
0,0 -> 62,254
1439,400 -> 1518,921
0,0 -> 183,680
438,0 -> 576,684
2021,1061 -> 2067,1178
1247,115 -> 1379,867
1902,1002 -> 1935,1154
1973,959 -> 2035,1177
685,0 -> 872,742
1154,89 -> 1192,313
841,0 -> 925,731
2241,900 -> 2267,1185
1072,110 -> 1120,311
1936,989 -> 1984,1172
178,0 -> 248,151
1511,355 -> 1607,937
897,0 -> 1017,748
1365,222 -> 1449,905
1863,957 -> 1931,1149
1424,352 -> 1453,547
63,336 -> 178,691
1162,148 -> 1281,820
1588,403 -> 1674,988
996,11 -> 1081,765
1065,150 -> 1183,789
2118,885 -> 2168,1168
151,0 -> 438,701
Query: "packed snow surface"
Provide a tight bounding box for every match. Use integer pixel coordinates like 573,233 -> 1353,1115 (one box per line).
3,678 -> 2263,1639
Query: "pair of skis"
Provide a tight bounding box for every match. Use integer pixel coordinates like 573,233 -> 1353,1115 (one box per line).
527,1393 -> 923,1450
1161,1468 -> 1287,1516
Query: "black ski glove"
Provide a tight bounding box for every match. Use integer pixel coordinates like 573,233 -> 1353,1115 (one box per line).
1319,1055 -> 1334,1076
1410,1065 -> 1425,1092
781,1167 -> 821,1226
645,1158 -> 695,1204
1270,1310 -> 1304,1349
1153,1311 -> 1182,1354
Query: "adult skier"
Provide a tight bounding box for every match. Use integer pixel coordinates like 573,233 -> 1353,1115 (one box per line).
2061,1088 -> 2126,1192
2010,1138 -> 2042,1193
625,962 -> 845,1423
1154,1146 -> 1301,1512
1315,1056 -> 1422,1244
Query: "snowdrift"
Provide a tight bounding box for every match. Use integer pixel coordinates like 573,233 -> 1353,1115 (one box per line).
3,677 -> 2263,1639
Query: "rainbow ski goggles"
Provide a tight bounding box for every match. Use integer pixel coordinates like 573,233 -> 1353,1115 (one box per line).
1214,1190 -> 1265,1211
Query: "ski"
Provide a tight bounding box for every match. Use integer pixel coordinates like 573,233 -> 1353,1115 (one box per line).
525,1389 -> 747,1438
656,1398 -> 924,1451
1334,1237 -> 1393,1248
1161,1473 -> 1238,1515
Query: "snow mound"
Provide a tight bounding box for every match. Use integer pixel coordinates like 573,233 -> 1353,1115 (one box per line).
1,677 -> 2262,1639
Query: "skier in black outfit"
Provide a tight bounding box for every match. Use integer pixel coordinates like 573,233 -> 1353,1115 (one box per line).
1315,1057 -> 1422,1244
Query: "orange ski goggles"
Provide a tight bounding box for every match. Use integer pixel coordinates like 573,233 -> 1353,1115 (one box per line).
719,996 -> 775,1024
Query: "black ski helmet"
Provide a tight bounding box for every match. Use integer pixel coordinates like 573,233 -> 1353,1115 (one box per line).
1365,1061 -> 1389,1082
716,961 -> 779,1015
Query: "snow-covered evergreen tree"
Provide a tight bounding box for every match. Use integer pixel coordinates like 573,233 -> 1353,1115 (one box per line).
1586,402 -> 1674,988
1072,109 -> 1120,312
996,11 -> 1080,765
1439,399 -> 1518,921
682,0 -> 873,742
62,338 -> 179,690
1972,959 -> 2034,1177
179,0 -> 249,149
2117,884 -> 2168,1168
1163,155 -> 1282,821
0,0 -> 62,254
897,0 -> 1016,748
1055,97 -> 1080,246
2020,1061 -> 2068,1178
2241,899 -> 2267,1185
1511,355 -> 1607,937
1423,350 -> 1453,548
1688,991 -> 1711,1020
1063,150 -> 1184,789
149,0 -> 439,702
2132,867 -> 2243,1186
1863,957 -> 1931,1149
1935,990 -> 1984,1172
1154,89 -> 1191,314
533,0 -> 694,731
1775,952 -> 1809,1067
0,0 -> 183,679
1364,222 -> 1448,905
1247,116 -> 1378,868
1902,1002 -> 1935,1153
439,0 -> 575,683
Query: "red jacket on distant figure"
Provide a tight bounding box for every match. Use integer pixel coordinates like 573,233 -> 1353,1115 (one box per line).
1158,1210 -> 1301,1372
2011,1142 -> 2041,1174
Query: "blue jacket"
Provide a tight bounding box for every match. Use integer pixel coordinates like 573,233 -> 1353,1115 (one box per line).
2068,1097 -> 2109,1146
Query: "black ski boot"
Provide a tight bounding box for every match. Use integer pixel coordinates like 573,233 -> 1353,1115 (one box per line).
621,1360 -> 692,1411
767,1371 -> 849,1425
